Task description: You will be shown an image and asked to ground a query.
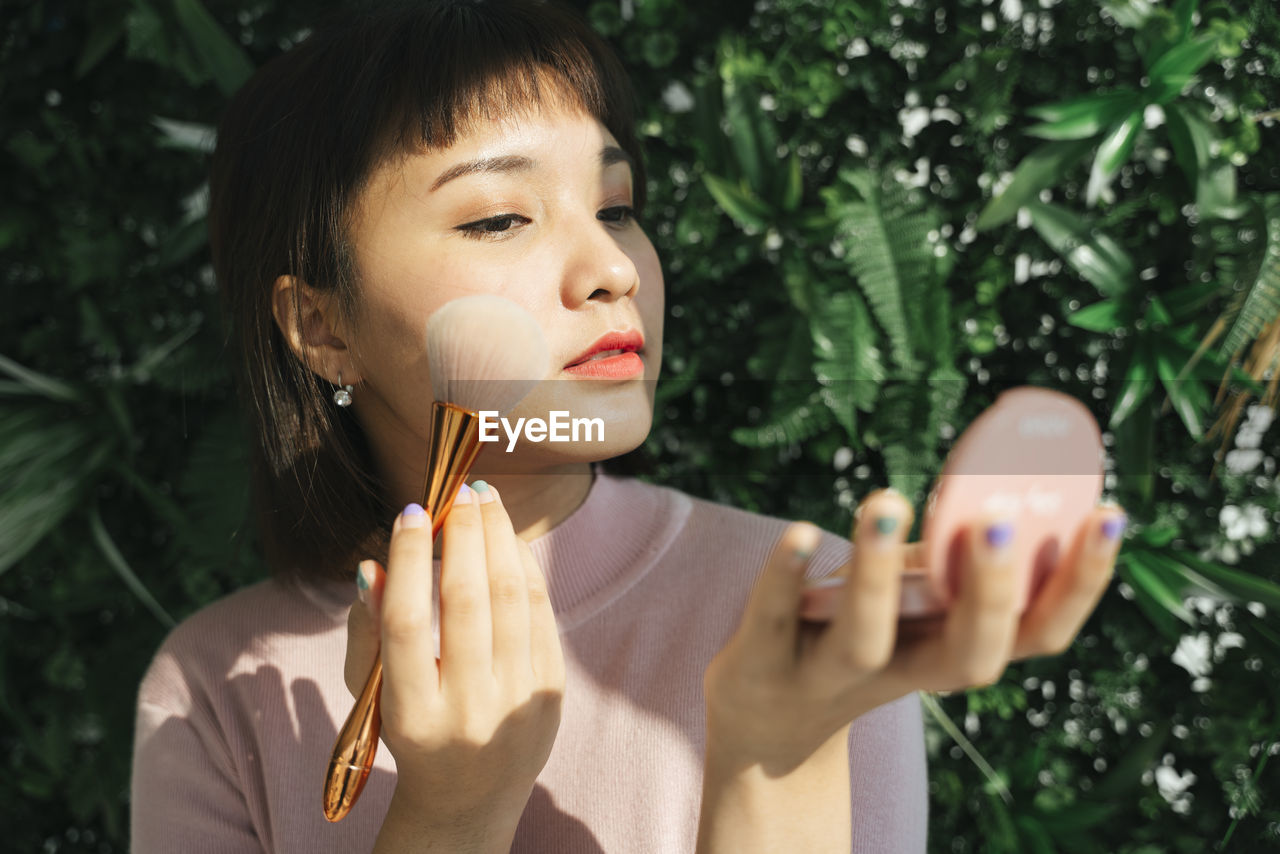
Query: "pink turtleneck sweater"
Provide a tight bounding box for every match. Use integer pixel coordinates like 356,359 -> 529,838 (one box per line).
131,474 -> 928,852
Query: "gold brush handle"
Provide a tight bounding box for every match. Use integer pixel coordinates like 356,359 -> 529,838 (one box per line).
323,401 -> 483,822
323,653 -> 384,821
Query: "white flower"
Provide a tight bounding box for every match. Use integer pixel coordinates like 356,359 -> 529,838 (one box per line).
1224,448 -> 1263,474
661,82 -> 694,114
1172,632 -> 1212,677
1155,765 -> 1198,804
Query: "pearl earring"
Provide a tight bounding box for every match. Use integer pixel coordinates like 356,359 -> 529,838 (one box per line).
333,371 -> 354,407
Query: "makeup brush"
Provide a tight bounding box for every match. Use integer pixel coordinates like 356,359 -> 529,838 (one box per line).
324,294 -> 550,822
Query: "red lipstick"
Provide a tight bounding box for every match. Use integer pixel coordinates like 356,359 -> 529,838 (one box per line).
563,330 -> 645,379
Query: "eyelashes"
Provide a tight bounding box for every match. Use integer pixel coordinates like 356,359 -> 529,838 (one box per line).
455,213 -> 530,239
454,205 -> 638,241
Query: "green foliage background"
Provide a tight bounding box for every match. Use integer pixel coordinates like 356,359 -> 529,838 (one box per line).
3,0 -> 1280,850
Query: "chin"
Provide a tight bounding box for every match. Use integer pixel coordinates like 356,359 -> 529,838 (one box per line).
468,381 -> 654,475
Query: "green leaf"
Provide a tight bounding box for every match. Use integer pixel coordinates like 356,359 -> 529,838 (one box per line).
1153,338 -> 1208,438
1220,194 -> 1280,359
89,504 -> 176,629
1172,0 -> 1197,40
1012,816 -> 1057,854
75,17 -> 128,78
719,50 -> 765,193
0,355 -> 82,403
171,0 -> 254,97
1123,552 -> 1198,628
1025,90 -> 1141,140
1135,549 -> 1233,601
0,410 -> 113,576
1163,102 -> 1209,193
702,173 -> 772,230
1109,335 -> 1156,428
1172,552 -> 1280,611
1102,0 -> 1157,29
976,139 -> 1094,231
1086,111 -> 1142,206
1112,388 -> 1155,504
1026,201 -> 1136,298
782,153 -> 803,212
1147,34 -> 1218,93
1067,300 -> 1129,332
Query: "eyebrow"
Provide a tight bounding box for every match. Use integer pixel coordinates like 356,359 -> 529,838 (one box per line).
429,145 -> 634,191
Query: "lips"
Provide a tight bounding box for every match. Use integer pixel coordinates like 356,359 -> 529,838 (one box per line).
564,330 -> 645,368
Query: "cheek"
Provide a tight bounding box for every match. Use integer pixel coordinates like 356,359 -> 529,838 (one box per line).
636,240 -> 664,340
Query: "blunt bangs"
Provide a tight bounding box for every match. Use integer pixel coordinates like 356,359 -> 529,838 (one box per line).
207,0 -> 643,583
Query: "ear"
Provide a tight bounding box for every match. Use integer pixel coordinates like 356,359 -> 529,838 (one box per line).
271,275 -> 359,386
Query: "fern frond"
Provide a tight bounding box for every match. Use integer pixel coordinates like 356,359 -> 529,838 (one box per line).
1219,194 -> 1280,360
827,169 -> 937,373
731,389 -> 834,448
811,290 -> 886,434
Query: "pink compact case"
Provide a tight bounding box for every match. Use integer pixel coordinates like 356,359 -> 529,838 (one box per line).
800,386 -> 1105,622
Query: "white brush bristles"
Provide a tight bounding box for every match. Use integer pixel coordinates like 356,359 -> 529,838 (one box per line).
425,294 -> 550,414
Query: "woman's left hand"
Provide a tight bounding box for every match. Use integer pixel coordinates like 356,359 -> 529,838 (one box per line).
701,488 -> 1126,775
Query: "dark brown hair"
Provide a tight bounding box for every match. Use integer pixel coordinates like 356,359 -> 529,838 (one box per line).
208,0 -> 646,584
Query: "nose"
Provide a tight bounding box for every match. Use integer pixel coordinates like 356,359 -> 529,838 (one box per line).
560,214 -> 640,307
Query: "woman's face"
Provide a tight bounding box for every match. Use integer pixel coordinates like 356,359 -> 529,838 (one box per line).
342,101 -> 663,479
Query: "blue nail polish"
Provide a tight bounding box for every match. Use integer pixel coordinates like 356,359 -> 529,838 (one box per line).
403,503 -> 425,517
356,566 -> 371,590
472,480 -> 490,493
1101,516 -> 1127,540
985,521 -> 1015,548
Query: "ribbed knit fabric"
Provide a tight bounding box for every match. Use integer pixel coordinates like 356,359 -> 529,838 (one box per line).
131,473 -> 928,852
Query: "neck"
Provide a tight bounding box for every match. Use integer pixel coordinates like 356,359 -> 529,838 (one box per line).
378,449 -> 595,544
360,403 -> 596,545
466,464 -> 596,541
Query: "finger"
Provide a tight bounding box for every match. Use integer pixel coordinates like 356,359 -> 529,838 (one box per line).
344,560 -> 385,698
380,504 -> 441,703
736,522 -> 824,677
814,490 -> 912,676
1011,504 -> 1126,660
438,484 -> 494,692
939,514 -> 1021,688
518,537 -> 564,692
473,482 -> 532,683
882,513 -> 1020,693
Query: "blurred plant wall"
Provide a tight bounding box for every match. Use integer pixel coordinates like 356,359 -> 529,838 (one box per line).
2,0 -> 1279,850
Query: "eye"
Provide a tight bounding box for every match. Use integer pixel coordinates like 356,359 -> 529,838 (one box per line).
598,205 -> 637,226
455,214 -> 530,240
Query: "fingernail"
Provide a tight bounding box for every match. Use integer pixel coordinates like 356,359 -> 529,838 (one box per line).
472,480 -> 495,505
356,561 -> 373,603
985,520 -> 1015,549
1100,514 -> 1127,542
789,524 -> 821,572
874,516 -> 900,536
453,483 -> 473,507
402,502 -> 428,529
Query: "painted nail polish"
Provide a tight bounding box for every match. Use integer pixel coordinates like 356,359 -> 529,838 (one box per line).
453,483 -> 473,507
985,521 -> 1015,549
788,524 -> 820,572
402,502 -> 427,529
874,516 -> 900,536
472,480 -> 494,504
1100,515 -> 1127,542
356,562 -> 371,603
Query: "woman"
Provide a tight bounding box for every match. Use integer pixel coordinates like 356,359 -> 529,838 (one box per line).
130,1 -> 1126,851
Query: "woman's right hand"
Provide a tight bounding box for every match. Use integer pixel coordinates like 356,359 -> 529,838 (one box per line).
345,482 -> 565,845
